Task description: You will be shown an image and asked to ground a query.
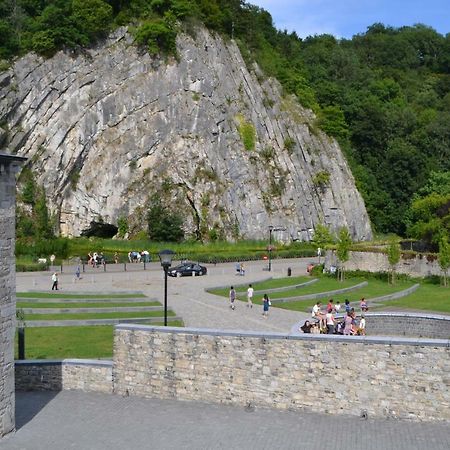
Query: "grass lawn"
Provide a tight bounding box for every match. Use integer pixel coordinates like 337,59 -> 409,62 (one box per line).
24,311 -> 176,320
17,301 -> 160,308
274,279 -> 416,312
379,283 -> 450,313
210,275 -> 431,313
17,292 -> 146,299
327,279 -> 415,303
15,321 -> 185,359
211,278 -> 366,303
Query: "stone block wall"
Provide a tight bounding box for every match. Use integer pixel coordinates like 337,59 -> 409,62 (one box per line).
15,360 -> 113,393
364,314 -> 450,339
325,250 -> 441,278
0,155 -> 24,437
113,325 -> 450,422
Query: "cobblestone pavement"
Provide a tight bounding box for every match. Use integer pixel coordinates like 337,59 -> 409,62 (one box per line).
2,391 -> 450,450
16,258 -> 314,333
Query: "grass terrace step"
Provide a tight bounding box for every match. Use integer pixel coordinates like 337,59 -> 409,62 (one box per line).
17,299 -> 159,305
17,292 -> 147,299
24,316 -> 183,327
21,306 -> 169,314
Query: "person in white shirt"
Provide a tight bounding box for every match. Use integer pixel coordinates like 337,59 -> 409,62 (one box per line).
358,315 -> 366,335
247,284 -> 254,308
311,302 -> 324,328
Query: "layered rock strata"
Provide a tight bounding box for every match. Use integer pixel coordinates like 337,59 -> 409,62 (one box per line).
0,27 -> 372,240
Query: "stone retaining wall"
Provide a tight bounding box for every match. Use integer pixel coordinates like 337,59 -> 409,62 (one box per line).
15,360 -> 112,393
113,325 -> 450,422
325,250 -> 441,277
364,313 -> 450,339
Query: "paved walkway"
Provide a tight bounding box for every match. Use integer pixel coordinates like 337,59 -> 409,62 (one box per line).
9,258 -> 450,449
2,391 -> 450,450
16,258 -> 313,333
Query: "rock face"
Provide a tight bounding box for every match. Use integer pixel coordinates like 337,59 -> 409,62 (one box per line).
0,27 -> 372,241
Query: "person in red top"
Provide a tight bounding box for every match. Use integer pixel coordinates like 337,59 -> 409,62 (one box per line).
326,299 -> 334,313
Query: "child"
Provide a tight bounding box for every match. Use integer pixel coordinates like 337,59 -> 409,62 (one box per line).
358,315 -> 366,335
360,298 -> 369,312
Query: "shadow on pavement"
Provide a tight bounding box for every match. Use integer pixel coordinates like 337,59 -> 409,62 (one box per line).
15,391 -> 59,430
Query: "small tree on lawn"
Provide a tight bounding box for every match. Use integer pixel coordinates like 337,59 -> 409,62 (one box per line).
438,236 -> 450,287
387,240 -> 401,284
336,227 -> 352,282
311,222 -> 334,264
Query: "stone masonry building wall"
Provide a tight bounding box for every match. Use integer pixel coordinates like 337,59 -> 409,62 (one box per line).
0,154 -> 25,437
113,326 -> 450,422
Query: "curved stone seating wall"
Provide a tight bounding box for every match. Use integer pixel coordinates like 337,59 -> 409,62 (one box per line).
270,281 -> 368,303
370,283 -> 420,303
364,313 -> 450,339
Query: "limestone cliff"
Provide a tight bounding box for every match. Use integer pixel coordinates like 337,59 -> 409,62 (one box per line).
0,27 -> 372,241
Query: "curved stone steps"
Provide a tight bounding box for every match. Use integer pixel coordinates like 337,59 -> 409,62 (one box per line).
270,281 -> 368,304
244,278 -> 319,296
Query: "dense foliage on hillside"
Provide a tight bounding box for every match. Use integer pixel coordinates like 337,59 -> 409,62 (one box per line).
1,0 -> 449,240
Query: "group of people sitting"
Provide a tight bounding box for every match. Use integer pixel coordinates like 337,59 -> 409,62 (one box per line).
300,298 -> 368,336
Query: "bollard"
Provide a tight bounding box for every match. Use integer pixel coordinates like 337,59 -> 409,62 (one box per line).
82,263 -> 85,273
18,328 -> 25,360
143,261 -> 146,270
60,263 -> 63,273
124,263 -> 127,272
103,262 -> 106,272
287,267 -> 292,276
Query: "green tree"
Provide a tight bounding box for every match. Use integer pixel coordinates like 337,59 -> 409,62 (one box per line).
336,227 -> 352,282
33,187 -> 54,240
311,222 -> 334,263
438,236 -> 450,287
71,0 -> 113,40
147,197 -> 184,242
386,239 -> 401,284
117,215 -> 128,238
134,16 -> 177,56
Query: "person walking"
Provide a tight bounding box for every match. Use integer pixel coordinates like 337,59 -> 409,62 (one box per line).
262,294 -> 270,318
229,286 -> 236,310
51,272 -> 59,290
247,284 -> 254,308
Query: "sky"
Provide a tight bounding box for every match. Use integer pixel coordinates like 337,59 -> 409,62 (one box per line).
250,0 -> 450,39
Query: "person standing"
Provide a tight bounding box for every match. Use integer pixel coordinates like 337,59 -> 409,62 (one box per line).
262,294 -> 270,318
326,310 -> 335,334
51,272 -> 58,290
229,286 -> 236,310
75,265 -> 81,281
247,284 -> 254,308
358,315 -> 366,335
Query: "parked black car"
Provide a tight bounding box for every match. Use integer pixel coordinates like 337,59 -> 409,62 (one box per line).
168,262 -> 207,277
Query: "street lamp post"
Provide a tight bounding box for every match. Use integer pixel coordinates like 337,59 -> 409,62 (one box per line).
158,249 -> 175,326
268,225 -> 274,272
